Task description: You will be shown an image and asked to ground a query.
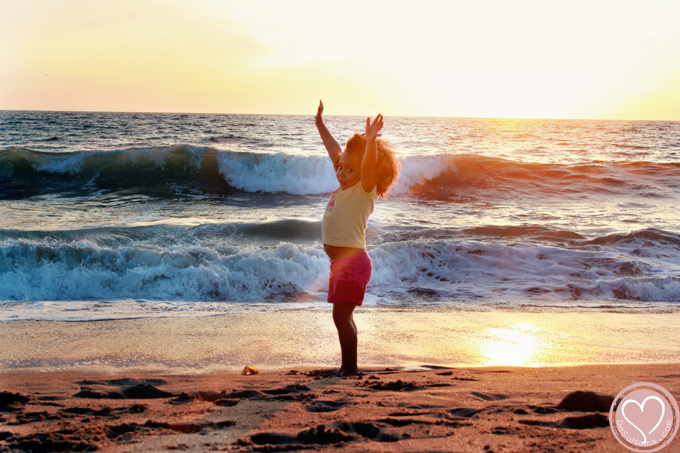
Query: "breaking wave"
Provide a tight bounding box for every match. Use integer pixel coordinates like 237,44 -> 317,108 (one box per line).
1,225 -> 678,314
2,146 -> 678,200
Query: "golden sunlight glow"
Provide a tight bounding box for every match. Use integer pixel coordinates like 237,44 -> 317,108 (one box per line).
478,323 -> 545,367
1,0 -> 680,119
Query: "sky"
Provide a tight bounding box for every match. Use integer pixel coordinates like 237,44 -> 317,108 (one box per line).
1,0 -> 680,120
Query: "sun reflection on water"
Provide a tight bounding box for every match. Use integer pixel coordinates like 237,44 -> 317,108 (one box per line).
478,323 -> 546,367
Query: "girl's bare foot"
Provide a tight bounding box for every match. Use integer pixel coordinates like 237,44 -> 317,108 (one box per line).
336,368 -> 360,377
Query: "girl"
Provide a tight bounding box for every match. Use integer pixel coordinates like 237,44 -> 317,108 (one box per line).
315,100 -> 400,376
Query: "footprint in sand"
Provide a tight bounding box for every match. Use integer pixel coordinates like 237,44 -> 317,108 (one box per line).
519,413 -> 609,429
249,424 -> 355,446
248,422 -> 399,446
305,400 -> 352,413
471,392 -> 509,401
449,407 -> 484,418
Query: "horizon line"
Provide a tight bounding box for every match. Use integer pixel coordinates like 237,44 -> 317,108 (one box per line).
1,108 -> 678,123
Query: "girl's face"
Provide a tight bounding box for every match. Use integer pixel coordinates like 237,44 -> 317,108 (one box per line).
336,152 -> 362,190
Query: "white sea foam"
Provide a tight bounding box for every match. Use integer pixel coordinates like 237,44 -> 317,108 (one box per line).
368,238 -> 680,302
2,231 -> 679,321
0,240 -> 329,304
0,299 -> 324,322
216,151 -> 338,195
215,151 -> 457,196
390,155 -> 451,195
607,276 -> 680,302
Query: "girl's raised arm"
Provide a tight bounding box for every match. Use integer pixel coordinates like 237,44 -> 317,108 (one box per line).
361,114 -> 382,193
315,100 -> 342,166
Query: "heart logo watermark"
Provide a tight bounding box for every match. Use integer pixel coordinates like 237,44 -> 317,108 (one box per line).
621,396 -> 665,443
610,382 -> 679,452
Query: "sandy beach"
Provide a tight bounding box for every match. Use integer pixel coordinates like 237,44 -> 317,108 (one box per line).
2,364 -> 679,452
2,307 -> 680,451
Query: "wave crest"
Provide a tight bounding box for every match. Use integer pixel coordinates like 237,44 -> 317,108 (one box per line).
1,146 -> 679,200
2,227 -> 678,305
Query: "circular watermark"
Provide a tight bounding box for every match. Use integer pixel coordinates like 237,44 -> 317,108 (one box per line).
610,382 -> 679,452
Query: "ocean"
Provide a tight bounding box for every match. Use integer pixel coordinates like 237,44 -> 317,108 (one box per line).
1,111 -> 679,322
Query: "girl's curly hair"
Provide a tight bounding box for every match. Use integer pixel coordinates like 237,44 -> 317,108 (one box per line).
341,133 -> 401,199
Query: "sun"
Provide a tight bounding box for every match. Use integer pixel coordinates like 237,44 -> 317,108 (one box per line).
477,323 -> 546,366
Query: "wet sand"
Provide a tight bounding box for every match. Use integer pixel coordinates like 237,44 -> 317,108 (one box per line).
1,306 -> 679,372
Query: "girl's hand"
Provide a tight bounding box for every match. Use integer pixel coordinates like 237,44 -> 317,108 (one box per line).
366,114 -> 383,142
315,100 -> 324,127
315,100 -> 342,163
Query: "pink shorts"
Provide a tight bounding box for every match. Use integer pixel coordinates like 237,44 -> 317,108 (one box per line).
327,251 -> 372,306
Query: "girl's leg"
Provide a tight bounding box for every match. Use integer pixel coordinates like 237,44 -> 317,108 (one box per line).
332,302 -> 359,376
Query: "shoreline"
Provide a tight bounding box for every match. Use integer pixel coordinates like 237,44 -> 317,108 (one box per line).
2,306 -> 679,373
1,364 -> 679,452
